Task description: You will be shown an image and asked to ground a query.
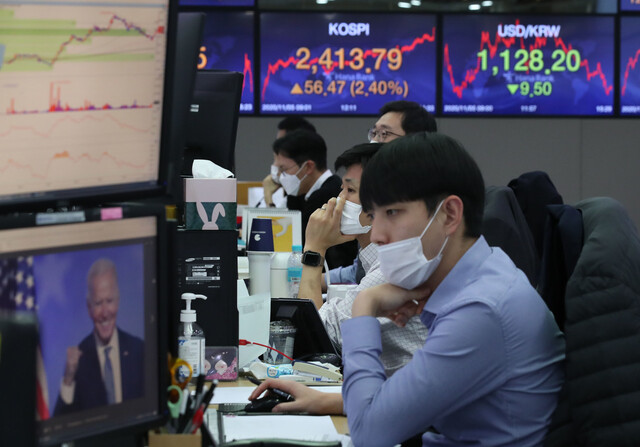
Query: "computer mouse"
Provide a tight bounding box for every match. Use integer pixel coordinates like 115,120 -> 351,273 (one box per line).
244,395 -> 283,413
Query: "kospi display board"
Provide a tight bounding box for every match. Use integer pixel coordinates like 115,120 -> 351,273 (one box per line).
620,16 -> 640,115
441,15 -> 615,116
199,11 -> 255,114
259,12 -> 437,115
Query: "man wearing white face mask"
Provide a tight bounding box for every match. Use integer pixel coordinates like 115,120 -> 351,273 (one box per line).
272,129 -> 357,269
261,116 -> 317,208
340,132 -> 565,447
297,142 -> 428,378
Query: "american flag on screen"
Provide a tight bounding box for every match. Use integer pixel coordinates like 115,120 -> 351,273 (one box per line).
0,256 -> 50,420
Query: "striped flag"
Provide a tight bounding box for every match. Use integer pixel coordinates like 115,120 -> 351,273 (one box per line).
0,256 -> 50,420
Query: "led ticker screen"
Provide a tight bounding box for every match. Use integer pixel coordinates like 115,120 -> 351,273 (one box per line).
620,17 -> 640,115
199,11 -> 254,113
620,0 -> 640,11
442,15 -> 615,116
260,12 -> 437,115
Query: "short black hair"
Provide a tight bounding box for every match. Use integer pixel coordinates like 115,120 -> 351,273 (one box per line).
379,100 -> 437,134
277,116 -> 316,133
334,142 -> 381,172
272,129 -> 327,171
360,132 -> 484,238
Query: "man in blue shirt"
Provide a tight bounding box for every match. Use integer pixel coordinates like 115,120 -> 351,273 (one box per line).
341,132 -> 566,447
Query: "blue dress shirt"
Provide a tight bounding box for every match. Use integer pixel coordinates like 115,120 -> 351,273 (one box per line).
328,258 -> 358,285
342,237 -> 565,447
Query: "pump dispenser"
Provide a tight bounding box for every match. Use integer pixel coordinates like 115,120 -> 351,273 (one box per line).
178,293 -> 207,379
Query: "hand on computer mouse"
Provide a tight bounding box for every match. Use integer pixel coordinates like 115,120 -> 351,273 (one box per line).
248,378 -> 343,415
244,394 -> 285,413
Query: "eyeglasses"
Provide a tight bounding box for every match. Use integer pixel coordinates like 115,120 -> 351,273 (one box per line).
277,164 -> 299,175
367,127 -> 403,142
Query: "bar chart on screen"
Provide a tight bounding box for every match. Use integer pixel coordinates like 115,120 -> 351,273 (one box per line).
0,0 -> 168,198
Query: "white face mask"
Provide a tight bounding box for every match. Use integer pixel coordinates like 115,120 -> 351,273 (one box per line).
279,162 -> 307,196
377,200 -> 448,289
270,164 -> 280,184
340,199 -> 371,235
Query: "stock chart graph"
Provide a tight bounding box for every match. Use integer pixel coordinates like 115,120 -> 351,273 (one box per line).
198,10 -> 254,113
0,0 -> 168,199
259,12 -> 437,115
620,16 -> 640,115
442,15 -> 614,116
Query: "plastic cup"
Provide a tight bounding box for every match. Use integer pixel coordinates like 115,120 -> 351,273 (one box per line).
266,320 -> 296,364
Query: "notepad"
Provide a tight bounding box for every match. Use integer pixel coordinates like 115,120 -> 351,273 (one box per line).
206,410 -> 353,446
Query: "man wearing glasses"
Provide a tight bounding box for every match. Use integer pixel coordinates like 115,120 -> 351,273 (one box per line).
368,100 -> 437,143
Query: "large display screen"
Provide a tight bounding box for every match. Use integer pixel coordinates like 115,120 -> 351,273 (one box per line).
198,11 -> 254,114
0,0 -> 172,207
442,15 -> 615,115
620,17 -> 640,115
620,0 -> 640,12
260,12 -> 437,115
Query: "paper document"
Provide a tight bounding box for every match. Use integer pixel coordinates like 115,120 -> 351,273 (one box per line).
215,413 -> 353,446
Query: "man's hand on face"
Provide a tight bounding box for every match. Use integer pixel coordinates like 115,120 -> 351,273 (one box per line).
262,174 -> 281,205
63,346 -> 83,386
352,282 -> 432,327
304,197 -> 356,253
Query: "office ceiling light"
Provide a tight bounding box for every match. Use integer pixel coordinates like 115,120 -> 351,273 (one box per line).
468,3 -> 481,10
316,0 -> 328,3
398,2 -> 412,8
411,0 -> 422,5
481,0 -> 493,6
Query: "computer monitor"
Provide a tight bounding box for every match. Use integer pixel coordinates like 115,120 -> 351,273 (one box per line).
182,70 -> 243,176
241,207 -> 302,253
165,12 -> 205,202
0,0 -> 177,211
0,206 -> 169,446
271,298 -> 340,360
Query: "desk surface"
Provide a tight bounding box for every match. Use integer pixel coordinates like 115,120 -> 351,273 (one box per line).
216,378 -> 349,435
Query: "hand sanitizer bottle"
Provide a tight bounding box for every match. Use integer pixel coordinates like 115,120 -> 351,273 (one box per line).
177,293 -> 207,379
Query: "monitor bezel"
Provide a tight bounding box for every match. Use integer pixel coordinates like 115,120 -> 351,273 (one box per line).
0,205 -> 171,446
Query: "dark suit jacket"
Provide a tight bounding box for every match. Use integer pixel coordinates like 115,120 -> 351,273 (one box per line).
54,328 -> 144,415
286,174 -> 358,269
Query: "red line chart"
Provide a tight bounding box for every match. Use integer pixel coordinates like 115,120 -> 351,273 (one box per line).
261,28 -> 436,101
444,26 -> 613,99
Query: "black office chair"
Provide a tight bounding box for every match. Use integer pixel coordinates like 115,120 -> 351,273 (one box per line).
482,185 -> 539,286
544,197 -> 640,447
508,171 -> 564,268
536,203 -> 583,330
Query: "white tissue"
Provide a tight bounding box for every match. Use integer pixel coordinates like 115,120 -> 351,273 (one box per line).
192,159 -> 234,179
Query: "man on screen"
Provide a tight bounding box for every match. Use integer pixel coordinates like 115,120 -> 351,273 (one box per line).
54,258 -> 144,415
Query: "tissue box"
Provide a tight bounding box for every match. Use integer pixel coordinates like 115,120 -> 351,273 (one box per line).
184,178 -> 237,230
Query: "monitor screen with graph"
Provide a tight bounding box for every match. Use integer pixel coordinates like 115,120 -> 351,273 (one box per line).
441,14 -> 615,116
242,207 -> 302,253
198,10 -> 255,114
620,16 -> 640,115
259,11 -> 437,115
0,0 -> 176,209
